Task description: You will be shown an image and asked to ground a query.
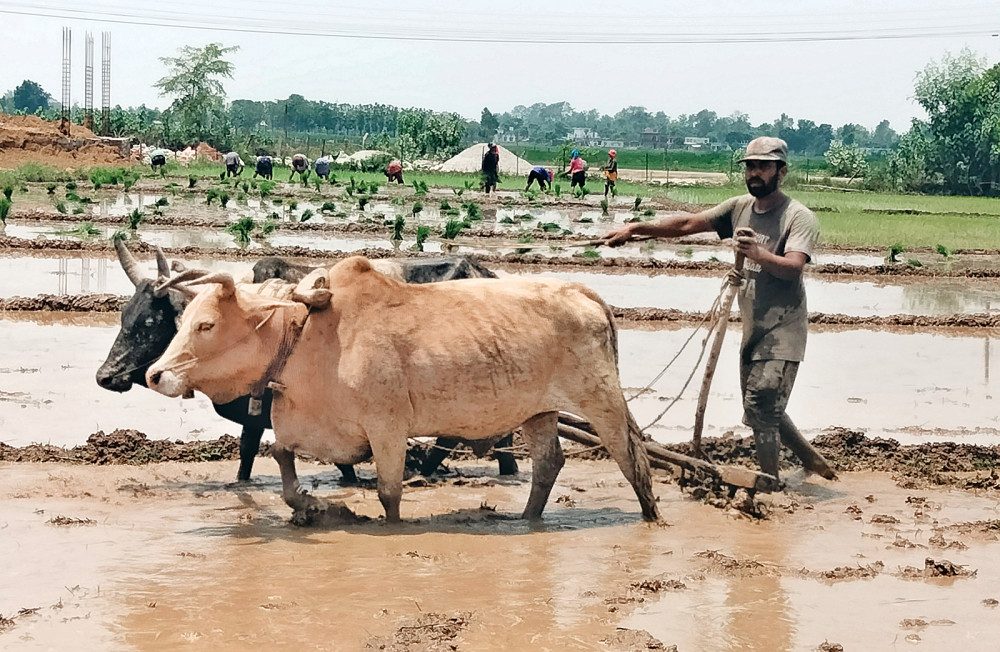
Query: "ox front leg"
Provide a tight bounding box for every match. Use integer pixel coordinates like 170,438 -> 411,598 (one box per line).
520,412 -> 563,520
273,445 -> 324,524
370,436 -> 407,523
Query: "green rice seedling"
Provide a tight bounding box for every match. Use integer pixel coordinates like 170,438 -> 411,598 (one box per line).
517,234 -> 535,244
56,221 -> 101,238
935,244 -> 951,258
443,207 -> 461,217
188,176 -> 197,189
272,197 -> 284,205
126,208 -> 144,231
327,173 -> 337,185
301,174 -> 310,187
46,183 -> 57,195
348,176 -> 358,193
538,222 -> 561,233
708,255 -> 720,263
300,209 -> 315,223
269,211 -> 281,221
413,225 -> 431,251
452,188 -> 464,197
412,180 -> 427,196
442,219 -> 466,239
258,180 -> 276,197
412,201 -> 423,217
515,213 -> 534,221
677,247 -> 694,258
392,215 -> 405,241
110,229 -> 128,243
390,196 -> 405,206
226,216 -> 255,248
642,208 -> 655,217
205,188 -> 220,205
122,173 -> 138,191
321,201 -> 336,213
0,197 -> 11,223
65,181 -> 77,191
335,211 -> 348,218
287,199 -> 298,212
345,185 -> 355,198
242,181 -> 250,193
499,216 -> 515,224
220,193 -> 231,208
464,202 -> 482,220
219,171 -> 227,182
610,185 -> 618,197
72,206 -> 85,215
553,183 -> 562,197
358,196 -> 369,211
624,216 -> 641,223
572,187 -> 582,199
155,197 -> 169,207
55,200 -> 68,214
439,200 -> 452,211
2,185 -> 13,201
523,189 -> 539,202
463,180 -> 474,191
633,197 -> 642,211
906,258 -> 923,267
600,198 -> 609,216
259,219 -> 278,237
368,182 -> 380,195
159,167 -> 166,178
579,247 -> 601,259
887,243 -> 905,263
577,217 -> 593,223
313,177 -> 322,192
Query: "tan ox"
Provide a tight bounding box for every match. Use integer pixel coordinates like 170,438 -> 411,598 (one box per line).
146,256 -> 660,524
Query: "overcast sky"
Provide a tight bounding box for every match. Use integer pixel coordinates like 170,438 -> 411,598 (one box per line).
1,0 -> 998,131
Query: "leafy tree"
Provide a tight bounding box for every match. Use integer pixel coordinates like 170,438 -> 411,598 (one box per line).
824,140 -> 869,180
912,49 -> 1000,195
9,80 -> 52,113
154,43 -> 238,148
871,120 -> 899,149
480,107 -> 499,140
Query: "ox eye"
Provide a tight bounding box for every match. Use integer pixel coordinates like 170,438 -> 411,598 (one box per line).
196,322 -> 215,332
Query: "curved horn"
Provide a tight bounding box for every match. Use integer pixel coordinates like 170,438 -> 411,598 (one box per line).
186,272 -> 236,298
153,268 -> 210,297
155,247 -> 170,278
114,238 -> 145,287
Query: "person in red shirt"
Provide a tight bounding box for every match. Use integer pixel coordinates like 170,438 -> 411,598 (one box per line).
385,159 -> 404,184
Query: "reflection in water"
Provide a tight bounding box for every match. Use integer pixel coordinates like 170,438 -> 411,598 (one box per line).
55,256 -> 109,294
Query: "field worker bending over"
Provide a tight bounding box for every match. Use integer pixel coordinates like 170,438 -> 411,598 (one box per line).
602,149 -> 618,197
224,151 -> 244,178
566,149 -> 587,191
253,153 -> 273,180
385,159 -> 404,184
149,148 -> 168,173
525,166 -> 554,191
314,155 -> 332,180
600,137 -> 836,483
289,153 -> 310,182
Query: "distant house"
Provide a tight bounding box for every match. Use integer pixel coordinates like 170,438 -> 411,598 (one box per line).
640,128 -> 665,148
683,136 -> 711,150
565,127 -> 622,148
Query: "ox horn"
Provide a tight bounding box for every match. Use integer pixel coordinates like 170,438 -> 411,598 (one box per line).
154,247 -> 170,279
185,272 -> 236,298
153,268 -> 210,298
114,237 -> 146,287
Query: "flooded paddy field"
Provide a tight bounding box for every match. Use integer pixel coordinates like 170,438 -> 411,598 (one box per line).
0,314 -> 993,449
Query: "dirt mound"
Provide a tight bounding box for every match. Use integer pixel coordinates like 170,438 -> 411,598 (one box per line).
438,143 -> 536,175
0,429 -> 243,465
194,142 -> 221,161
0,113 -> 129,168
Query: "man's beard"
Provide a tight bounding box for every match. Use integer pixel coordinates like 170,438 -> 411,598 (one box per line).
746,174 -> 780,198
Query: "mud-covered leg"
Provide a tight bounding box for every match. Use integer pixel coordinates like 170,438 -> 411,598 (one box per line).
273,445 -> 323,516
592,409 -> 660,522
370,435 -> 408,522
520,412 -> 563,520
743,360 -> 799,484
779,414 -> 837,480
492,433 -> 519,476
419,437 -> 458,476
335,464 -> 359,484
236,425 -> 264,482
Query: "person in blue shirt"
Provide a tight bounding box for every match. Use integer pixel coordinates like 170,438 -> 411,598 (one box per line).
525,166 -> 554,191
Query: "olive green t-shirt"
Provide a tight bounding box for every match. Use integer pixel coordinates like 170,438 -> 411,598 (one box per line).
704,194 -> 819,362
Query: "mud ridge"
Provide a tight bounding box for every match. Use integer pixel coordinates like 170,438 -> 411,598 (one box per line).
0,235 -> 996,279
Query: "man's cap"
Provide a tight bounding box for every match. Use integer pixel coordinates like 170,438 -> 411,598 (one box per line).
740,137 -> 788,163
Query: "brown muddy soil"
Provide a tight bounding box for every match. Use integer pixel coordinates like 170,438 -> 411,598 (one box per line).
2,460 -> 999,650
1,234 -> 997,279
4,427 -> 999,496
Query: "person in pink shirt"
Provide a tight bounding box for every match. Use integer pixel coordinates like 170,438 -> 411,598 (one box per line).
566,149 -> 587,191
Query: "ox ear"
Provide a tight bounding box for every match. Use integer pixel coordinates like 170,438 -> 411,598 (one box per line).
291,268 -> 332,309
186,272 -> 236,298
154,247 -> 170,278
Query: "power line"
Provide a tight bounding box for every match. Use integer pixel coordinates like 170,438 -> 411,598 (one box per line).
1,4 -> 997,44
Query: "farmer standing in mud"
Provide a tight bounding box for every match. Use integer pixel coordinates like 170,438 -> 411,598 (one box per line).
600,136 -> 836,483
482,143 -> 500,194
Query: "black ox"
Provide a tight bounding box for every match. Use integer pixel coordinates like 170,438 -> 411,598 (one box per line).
95,240 -> 518,482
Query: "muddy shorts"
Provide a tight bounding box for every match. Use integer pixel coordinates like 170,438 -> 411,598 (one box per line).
151,154 -> 166,166
740,359 -> 799,431
571,171 -> 586,188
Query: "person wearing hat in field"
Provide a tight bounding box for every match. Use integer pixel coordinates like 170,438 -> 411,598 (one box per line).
481,143 -> 500,194
384,159 -> 404,184
565,149 -> 587,191
525,165 -> 554,191
223,151 -> 244,178
289,153 -> 310,182
602,149 -> 619,197
149,148 -> 169,174
314,154 -> 332,181
599,136 -> 836,484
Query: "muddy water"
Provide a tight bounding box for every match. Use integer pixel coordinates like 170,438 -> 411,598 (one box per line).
2,461 -> 999,650
518,270 -> 1000,316
0,316 -> 993,448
